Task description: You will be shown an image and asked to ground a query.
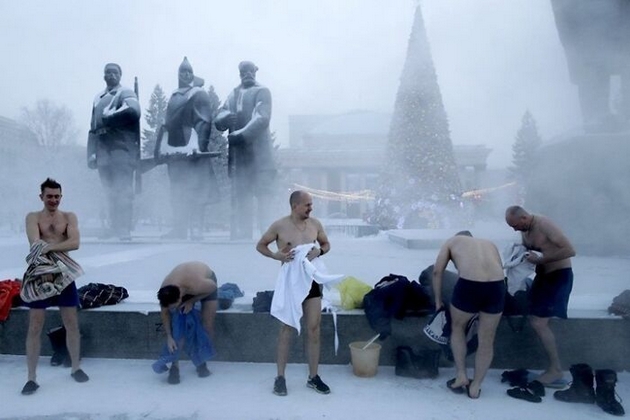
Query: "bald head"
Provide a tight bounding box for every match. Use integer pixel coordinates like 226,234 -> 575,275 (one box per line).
505,205 -> 529,218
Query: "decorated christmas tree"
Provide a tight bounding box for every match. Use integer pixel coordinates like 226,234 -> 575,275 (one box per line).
371,4 -> 462,229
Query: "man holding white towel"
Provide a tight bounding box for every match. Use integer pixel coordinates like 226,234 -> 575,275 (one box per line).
256,190 -> 334,396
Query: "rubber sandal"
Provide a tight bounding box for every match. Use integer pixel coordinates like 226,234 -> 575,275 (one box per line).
446,378 -> 466,395
467,385 -> 481,399
21,380 -> 39,395
71,369 -> 90,383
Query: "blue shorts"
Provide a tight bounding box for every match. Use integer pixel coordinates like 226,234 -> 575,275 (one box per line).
24,282 -> 80,309
451,278 -> 506,314
529,267 -> 573,318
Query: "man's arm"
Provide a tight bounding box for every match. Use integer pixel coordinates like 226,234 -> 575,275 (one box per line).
306,218 -> 330,261
256,223 -> 283,261
160,307 -> 177,353
432,242 -> 452,311
25,212 -> 40,246
46,212 -> 81,253
529,220 -> 576,264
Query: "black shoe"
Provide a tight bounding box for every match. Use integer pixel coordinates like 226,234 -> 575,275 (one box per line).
307,375 -> 330,394
168,365 -> 180,384
196,363 -> 211,378
273,376 -> 287,396
50,351 -> 65,366
71,369 -> 89,383
507,386 -> 542,403
21,380 -> 39,395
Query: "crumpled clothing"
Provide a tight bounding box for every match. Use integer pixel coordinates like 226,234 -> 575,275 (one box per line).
152,308 -> 214,373
0,279 -> 22,321
20,240 -> 84,303
502,243 -> 538,294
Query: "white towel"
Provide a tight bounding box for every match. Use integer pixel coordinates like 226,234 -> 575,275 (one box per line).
502,243 -> 538,294
271,243 -> 344,334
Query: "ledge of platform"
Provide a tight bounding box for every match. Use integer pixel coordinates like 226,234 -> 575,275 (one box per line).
2,302 -> 629,371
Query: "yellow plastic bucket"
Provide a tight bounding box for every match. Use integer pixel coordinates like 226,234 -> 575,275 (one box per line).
349,341 -> 381,377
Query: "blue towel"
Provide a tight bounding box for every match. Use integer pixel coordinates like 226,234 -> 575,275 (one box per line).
152,308 -> 215,373
218,283 -> 244,300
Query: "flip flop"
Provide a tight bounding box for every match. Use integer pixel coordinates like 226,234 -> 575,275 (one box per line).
507,386 -> 542,403
541,378 -> 569,389
467,385 -> 481,399
526,371 -> 568,389
446,378 -> 466,395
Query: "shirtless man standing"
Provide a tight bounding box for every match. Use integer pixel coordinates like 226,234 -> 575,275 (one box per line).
157,261 -> 218,384
256,190 -> 331,396
22,178 -> 89,395
505,205 -> 576,385
433,230 -> 506,399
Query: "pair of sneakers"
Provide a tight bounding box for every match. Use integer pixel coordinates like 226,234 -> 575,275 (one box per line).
168,363 -> 211,384
273,375 -> 330,396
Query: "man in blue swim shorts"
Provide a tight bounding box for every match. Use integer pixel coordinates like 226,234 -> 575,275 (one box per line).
21,178 -> 89,395
433,230 -> 506,399
505,205 -> 576,386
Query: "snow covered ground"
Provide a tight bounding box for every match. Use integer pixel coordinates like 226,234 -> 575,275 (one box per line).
1,355 -> 627,420
2,224 -> 629,419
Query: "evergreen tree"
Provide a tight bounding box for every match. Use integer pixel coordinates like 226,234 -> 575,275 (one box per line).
371,4 -> 462,229
509,110 -> 542,188
141,84 -> 167,158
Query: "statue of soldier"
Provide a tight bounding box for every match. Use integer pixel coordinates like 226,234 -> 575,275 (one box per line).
158,57 -> 219,240
88,63 -> 141,241
551,0 -> 630,132
214,61 -> 276,240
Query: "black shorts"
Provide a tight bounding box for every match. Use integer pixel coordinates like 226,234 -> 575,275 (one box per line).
451,278 -> 506,314
529,267 -> 573,318
24,282 -> 80,309
304,281 -> 323,301
200,270 -> 218,302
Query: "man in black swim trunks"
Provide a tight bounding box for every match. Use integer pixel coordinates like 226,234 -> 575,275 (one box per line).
433,231 -> 506,399
157,261 -> 218,383
505,205 -> 576,386
256,190 -> 332,396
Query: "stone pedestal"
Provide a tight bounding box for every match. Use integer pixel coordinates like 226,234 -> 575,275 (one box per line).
527,132 -> 630,255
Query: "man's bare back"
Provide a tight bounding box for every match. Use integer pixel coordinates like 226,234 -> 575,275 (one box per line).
161,261 -> 215,297
442,236 -> 504,281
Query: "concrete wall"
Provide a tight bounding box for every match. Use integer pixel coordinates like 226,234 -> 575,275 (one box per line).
2,308 -> 629,371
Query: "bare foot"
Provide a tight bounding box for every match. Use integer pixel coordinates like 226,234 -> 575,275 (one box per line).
447,377 -> 470,390
536,370 -> 563,385
467,383 -> 481,399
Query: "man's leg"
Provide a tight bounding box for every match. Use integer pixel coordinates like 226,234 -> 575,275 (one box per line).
26,309 -> 46,382
59,306 -> 82,374
468,311 -> 502,398
529,315 -> 563,383
449,305 -> 474,389
303,297 -> 322,378
201,299 -> 218,342
276,323 -> 294,377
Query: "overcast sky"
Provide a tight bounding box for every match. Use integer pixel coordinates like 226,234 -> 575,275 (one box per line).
0,0 -> 581,168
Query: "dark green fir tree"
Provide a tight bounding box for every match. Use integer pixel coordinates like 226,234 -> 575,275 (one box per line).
141,84 -> 167,158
